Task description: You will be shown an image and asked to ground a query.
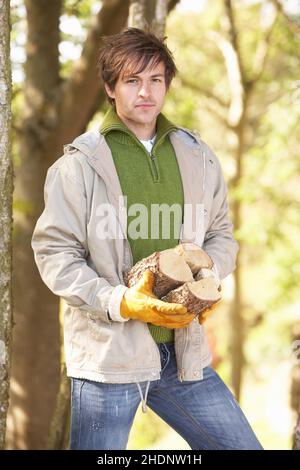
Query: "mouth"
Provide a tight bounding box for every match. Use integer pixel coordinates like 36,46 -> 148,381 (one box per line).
135,104 -> 155,108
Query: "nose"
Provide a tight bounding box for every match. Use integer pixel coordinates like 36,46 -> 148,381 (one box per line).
138,81 -> 151,99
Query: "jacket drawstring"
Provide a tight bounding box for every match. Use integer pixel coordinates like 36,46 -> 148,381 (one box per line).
136,381 -> 151,413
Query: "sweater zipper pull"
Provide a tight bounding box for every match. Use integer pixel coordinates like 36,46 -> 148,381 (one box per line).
150,151 -> 159,181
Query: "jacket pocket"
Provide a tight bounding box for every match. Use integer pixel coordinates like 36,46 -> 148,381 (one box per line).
86,312 -> 112,341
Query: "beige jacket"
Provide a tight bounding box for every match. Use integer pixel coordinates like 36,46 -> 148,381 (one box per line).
31,126 -> 238,393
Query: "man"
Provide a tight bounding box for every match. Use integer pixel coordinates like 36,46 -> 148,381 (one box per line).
31,28 -> 263,450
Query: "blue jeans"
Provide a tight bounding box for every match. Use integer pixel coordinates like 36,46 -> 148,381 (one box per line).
70,342 -> 263,450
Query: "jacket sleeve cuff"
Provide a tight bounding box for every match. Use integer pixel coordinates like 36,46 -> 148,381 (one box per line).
108,284 -> 130,322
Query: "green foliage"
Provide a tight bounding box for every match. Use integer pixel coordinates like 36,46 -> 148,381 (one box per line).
165,1 -> 300,449
167,2 -> 300,307
64,0 -> 95,21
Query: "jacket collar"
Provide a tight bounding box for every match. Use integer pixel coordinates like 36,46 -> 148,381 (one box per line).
100,106 -> 178,151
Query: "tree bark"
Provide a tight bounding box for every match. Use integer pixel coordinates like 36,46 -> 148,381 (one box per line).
162,278 -> 221,317
0,0 -> 13,450
291,324 -> 300,450
124,250 -> 194,297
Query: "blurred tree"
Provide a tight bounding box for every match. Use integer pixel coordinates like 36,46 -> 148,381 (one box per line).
167,0 -> 299,402
8,0 -> 130,449
165,10 -> 300,450
47,300 -> 71,450
8,0 -> 180,449
48,0 -> 180,450
129,0 -> 177,37
0,0 -> 13,450
217,0 -> 278,401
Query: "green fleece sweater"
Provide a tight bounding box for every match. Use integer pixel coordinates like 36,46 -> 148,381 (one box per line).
100,107 -> 184,343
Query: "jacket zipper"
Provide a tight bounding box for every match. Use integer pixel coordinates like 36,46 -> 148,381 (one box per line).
179,326 -> 189,382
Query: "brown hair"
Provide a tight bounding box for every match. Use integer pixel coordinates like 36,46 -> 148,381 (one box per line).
97,27 -> 177,105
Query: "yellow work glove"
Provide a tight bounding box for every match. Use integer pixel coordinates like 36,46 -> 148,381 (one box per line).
198,300 -> 221,325
121,270 -> 195,328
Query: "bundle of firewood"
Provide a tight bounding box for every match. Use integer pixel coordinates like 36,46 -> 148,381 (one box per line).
123,243 -> 221,322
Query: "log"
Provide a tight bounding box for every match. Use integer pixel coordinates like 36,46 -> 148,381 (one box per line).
194,267 -> 222,293
123,249 -> 194,297
161,277 -> 221,318
173,243 -> 213,274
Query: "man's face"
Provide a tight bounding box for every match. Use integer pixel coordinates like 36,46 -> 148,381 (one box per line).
105,61 -> 167,132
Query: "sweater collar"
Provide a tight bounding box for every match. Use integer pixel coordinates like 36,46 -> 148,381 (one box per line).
100,106 -> 178,149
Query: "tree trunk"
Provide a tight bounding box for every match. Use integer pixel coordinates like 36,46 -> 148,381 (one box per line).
0,0 -> 13,450
152,0 -> 168,38
291,324 -> 300,450
129,0 -> 174,37
129,0 -> 148,30
47,301 -> 71,450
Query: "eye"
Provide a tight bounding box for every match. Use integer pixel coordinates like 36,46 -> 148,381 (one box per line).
152,78 -> 162,83
126,79 -> 138,84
